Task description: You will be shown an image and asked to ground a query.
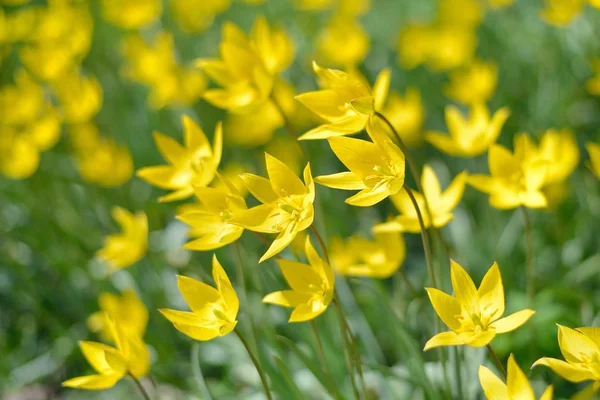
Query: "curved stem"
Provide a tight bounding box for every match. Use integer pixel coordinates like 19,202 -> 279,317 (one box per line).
486,344 -> 507,380
252,231 -> 272,249
128,374 -> 151,400
309,225 -> 330,264
234,327 -> 273,400
332,296 -> 361,400
270,93 -> 309,160
310,320 -> 341,400
522,207 -> 534,305
233,242 -> 259,350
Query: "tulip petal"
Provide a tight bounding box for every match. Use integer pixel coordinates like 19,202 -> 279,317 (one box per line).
173,322 -> 221,341
265,152 -> 306,196
176,276 -> 221,312
137,165 -> 188,190
298,116 -> 366,140
489,144 -> 518,178
79,341 -> 122,374
423,331 -> 463,351
507,354 -> 535,400
424,288 -> 462,331
478,365 -> 509,400
62,373 -> 123,390
315,171 -> 366,190
263,290 -> 311,307
478,262 -> 505,322
575,327 -> 600,348
490,309 -> 535,333
540,386 -> 554,400
558,325 -> 600,364
345,185 -> 390,207
153,131 -> 187,166
450,260 -> 479,309
462,329 -> 496,347
489,191 -> 521,210
158,186 -> 195,203
295,90 -> 346,120
421,165 -> 442,207
239,173 -> 278,204
327,136 -> 383,179
520,190 -> 547,209
259,225 -> 296,262
425,131 -> 462,156
531,357 -> 595,383
439,171 -> 467,212
373,68 -> 391,111
212,255 -> 239,320
289,302 -> 328,322
277,259 -> 322,292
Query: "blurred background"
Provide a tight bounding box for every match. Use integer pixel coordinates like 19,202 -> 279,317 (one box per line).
1,0 -> 600,399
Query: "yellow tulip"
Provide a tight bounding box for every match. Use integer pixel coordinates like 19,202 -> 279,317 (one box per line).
100,0 -> 162,30
171,0 -> 230,33
315,117 -> 405,207
73,135 -> 134,187
160,255 -> 239,341
0,69 -> 45,125
96,207 -> 148,270
122,32 -> 177,86
263,237 -> 334,322
52,69 -> 103,124
381,88 -> 425,148
537,128 -> 579,185
23,108 -> 62,152
437,0 -> 484,29
146,65 -> 207,109
224,99 -> 283,146
88,290 -> 148,343
231,153 -> 315,262
445,59 -> 498,105
0,128 -> 40,179
587,59 -> 600,96
479,354 -> 553,400
62,316 -> 150,390
330,231 -> 405,278
265,136 -> 304,175
533,325 -> 600,391
426,103 -> 510,157
296,62 -> 390,140
468,135 -> 548,210
586,142 -> 600,179
373,165 -> 466,233
177,174 -> 247,251
424,260 -> 535,350
137,116 -> 222,202
316,17 -> 370,68
540,0 -> 584,26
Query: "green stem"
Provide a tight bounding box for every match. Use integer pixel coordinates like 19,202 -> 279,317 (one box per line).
522,207 -> 534,305
309,225 -> 330,264
486,344 -> 507,380
234,327 -> 273,400
310,320 -> 341,400
128,373 -> 151,400
332,296 -> 361,400
453,346 -> 463,399
233,242 -> 259,351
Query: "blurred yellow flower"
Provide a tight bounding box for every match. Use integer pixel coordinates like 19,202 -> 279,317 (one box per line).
586,59 -> 600,96
437,0 -> 484,28
426,104 -> 510,157
381,88 -> 425,148
97,207 -> 148,271
62,316 -> 150,390
330,231 -> 405,278
263,237 -> 334,322
22,108 -> 62,152
0,69 -> 45,125
160,255 -> 239,341
540,0 -> 584,26
445,60 -> 498,105
52,69 -> 103,124
479,354 -> 553,400
316,17 -> 369,68
232,154 -> 315,262
100,0 -> 162,30
88,290 -> 148,343
373,166 -> 466,233
296,62 -> 390,140
177,174 -> 247,251
586,142 -> 600,179
137,117 -> 222,202
469,135 -> 548,209
147,66 -> 207,109
487,0 -> 516,8
424,260 -> 535,350
533,325 -> 600,389
0,128 -> 40,179
198,16 -> 293,112
225,100 -> 283,146
315,117 -> 405,206
171,0 -> 230,33
537,128 -> 579,185
294,0 -> 370,14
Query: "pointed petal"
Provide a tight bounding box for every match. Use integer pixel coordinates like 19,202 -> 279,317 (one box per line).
507,354 -> 535,400
346,185 -> 391,207
137,165 -> 187,190
490,309 -> 535,333
298,116 -> 367,140
265,152 -> 306,196
295,90 -> 347,120
489,144 -> 518,178
463,329 -> 496,347
176,275 -> 221,312
212,255 -> 239,320
62,373 -> 123,390
467,175 -> 498,194
289,302 -> 328,322
239,173 -> 278,204
373,68 -> 391,111
327,136 -> 382,179
478,365 -> 509,400
259,225 -> 296,262
439,171 -> 467,212
421,165 -> 442,207
277,258 -> 322,292
450,260 -> 479,308
424,288 -> 462,331
212,122 -> 223,167
79,341 -> 121,374
478,262 -> 505,322
423,331 -> 463,351
153,131 -> 186,166
574,327 -> 600,348
263,290 -> 311,307
425,131 -> 461,156
531,358 -> 594,383
558,324 -> 600,364
158,186 -> 195,203
172,322 -> 221,341
315,171 -> 366,190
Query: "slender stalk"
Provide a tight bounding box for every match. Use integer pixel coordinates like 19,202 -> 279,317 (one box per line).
310,320 -> 341,400
309,225 -> 330,264
191,343 -> 214,400
453,346 -> 463,399
521,207 -> 534,305
270,93 -> 309,160
128,373 -> 151,400
232,242 -> 259,351
486,344 -> 507,380
234,327 -> 273,400
252,231 -> 273,248
332,296 -> 361,400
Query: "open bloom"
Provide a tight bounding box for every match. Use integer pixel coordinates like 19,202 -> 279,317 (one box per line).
468,135 -> 548,210
479,354 -> 553,400
177,174 -> 247,251
137,116 -> 222,202
426,103 -> 509,157
231,153 -> 315,262
296,62 -> 390,140
160,255 -> 239,341
315,118 -> 405,207
96,207 -> 148,270
330,231 -> 405,278
586,142 -> 600,179
537,129 -> 579,185
316,16 -> 370,68
263,237 -> 334,322
373,165 -> 466,233
381,88 -> 425,148
62,316 -> 150,390
88,290 -> 148,343
445,59 -> 498,105
532,325 -> 600,391
52,68 -> 103,124
424,260 -> 535,350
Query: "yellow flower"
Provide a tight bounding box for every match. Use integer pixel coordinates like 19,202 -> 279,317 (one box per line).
479,354 -> 553,400
263,237 -> 334,322
0,127 -> 40,179
177,174 -> 247,251
147,65 -> 207,109
88,290 -> 148,343
468,135 -> 548,210
316,17 -> 369,68
330,231 -> 405,278
224,98 -> 283,146
540,0 -> 584,27
137,116 -> 222,202
62,316 -> 150,390
52,69 -> 103,124
397,24 -> 434,70
533,325 -> 600,389
537,128 -> 579,185
22,108 -> 62,152
381,88 -> 425,148
296,62 -> 390,140
437,0 -> 484,28
586,59 -> 600,96
198,16 -> 293,112
486,0 -> 516,9
231,153 -> 315,262
160,255 -> 239,341
315,118 -> 405,207
265,135 -> 304,175
445,59 -> 498,105
426,103 -> 510,157
586,142 -> 600,179
0,69 -> 45,125
97,207 -> 148,270
424,260 -> 535,350
100,0 -> 162,30
170,0 -> 231,33
373,166 -> 466,233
